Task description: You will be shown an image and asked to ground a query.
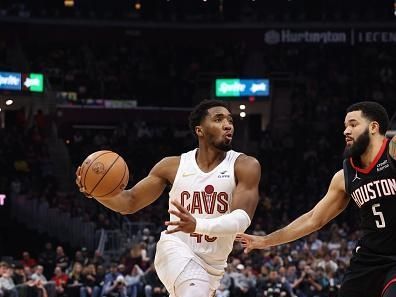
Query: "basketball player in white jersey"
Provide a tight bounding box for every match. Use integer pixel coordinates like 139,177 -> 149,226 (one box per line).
75,100 -> 261,297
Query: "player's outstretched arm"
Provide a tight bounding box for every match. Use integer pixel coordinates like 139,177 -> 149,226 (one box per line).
165,155 -> 261,237
237,169 -> 350,253
76,157 -> 178,214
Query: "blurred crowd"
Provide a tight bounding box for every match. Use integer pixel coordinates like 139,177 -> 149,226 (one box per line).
0,222 -> 359,297
11,38 -> 393,111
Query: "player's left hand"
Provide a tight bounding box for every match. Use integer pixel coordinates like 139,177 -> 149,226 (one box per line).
75,166 -> 93,198
235,233 -> 267,253
165,200 -> 196,234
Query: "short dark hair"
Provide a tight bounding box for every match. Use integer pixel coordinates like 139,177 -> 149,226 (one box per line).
0,261 -> 9,268
346,101 -> 389,135
188,100 -> 229,137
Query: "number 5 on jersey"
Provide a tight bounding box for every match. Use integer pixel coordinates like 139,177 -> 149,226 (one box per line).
372,203 -> 386,228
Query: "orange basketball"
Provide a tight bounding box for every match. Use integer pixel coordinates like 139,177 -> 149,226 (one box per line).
80,150 -> 129,199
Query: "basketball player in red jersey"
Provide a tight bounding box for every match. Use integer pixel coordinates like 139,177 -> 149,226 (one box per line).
237,101 -> 396,297
76,100 -> 261,297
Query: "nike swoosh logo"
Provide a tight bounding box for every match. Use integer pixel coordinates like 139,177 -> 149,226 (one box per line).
182,172 -> 196,177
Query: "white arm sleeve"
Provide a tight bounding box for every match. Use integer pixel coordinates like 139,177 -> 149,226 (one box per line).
194,209 -> 251,237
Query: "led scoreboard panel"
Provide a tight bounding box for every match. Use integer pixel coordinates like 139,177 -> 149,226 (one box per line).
215,79 -> 270,98
0,71 -> 44,93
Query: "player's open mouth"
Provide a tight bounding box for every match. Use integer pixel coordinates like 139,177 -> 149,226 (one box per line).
225,133 -> 233,140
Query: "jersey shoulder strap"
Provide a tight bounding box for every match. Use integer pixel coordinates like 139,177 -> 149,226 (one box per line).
343,159 -> 350,195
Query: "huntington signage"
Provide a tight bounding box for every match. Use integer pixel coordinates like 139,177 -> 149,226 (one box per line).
356,30 -> 396,43
264,29 -> 396,45
264,29 -> 349,44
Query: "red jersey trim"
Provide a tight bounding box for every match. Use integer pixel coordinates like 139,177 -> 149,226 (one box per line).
350,138 -> 388,174
381,277 -> 396,297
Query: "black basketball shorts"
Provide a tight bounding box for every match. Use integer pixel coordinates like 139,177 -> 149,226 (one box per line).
339,246 -> 396,297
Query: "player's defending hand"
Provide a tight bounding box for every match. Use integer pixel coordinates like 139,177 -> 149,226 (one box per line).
75,166 -> 93,198
165,200 -> 196,234
235,233 -> 267,253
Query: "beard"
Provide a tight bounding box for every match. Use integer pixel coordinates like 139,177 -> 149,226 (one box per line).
214,142 -> 232,151
210,136 -> 232,151
343,128 -> 370,159
206,133 -> 232,152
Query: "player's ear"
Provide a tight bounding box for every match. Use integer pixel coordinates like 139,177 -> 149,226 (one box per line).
370,121 -> 379,134
195,126 -> 204,137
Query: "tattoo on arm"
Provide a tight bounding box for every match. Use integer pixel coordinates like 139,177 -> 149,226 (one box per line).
390,136 -> 396,160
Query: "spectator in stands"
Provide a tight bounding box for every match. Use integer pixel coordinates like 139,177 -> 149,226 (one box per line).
314,267 -> 330,297
80,248 -> 90,266
116,265 -> 126,277
306,232 -> 323,253
230,264 -> 256,297
94,265 -> 105,292
142,265 -> 166,297
259,269 -> 292,297
23,267 -> 33,282
55,247 -> 69,274
11,263 -> 27,286
31,266 -> 47,284
144,237 -> 157,264
30,280 -> 49,297
277,267 -> 295,297
51,267 -> 68,297
0,262 -> 18,297
123,246 -> 142,275
125,264 -> 144,297
65,262 -> 83,297
70,251 -> 88,271
285,265 -> 298,288
292,265 -> 323,297
326,268 -> 340,297
215,265 -> 232,297
38,243 -> 56,280
20,252 -> 37,269
101,275 -> 127,297
102,263 -> 120,288
80,264 -> 101,297
317,253 -> 338,274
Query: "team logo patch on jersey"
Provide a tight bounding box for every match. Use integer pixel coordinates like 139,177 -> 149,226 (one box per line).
352,171 -> 361,182
205,185 -> 214,194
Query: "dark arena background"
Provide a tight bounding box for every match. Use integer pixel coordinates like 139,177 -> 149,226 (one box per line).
1,0 -> 396,296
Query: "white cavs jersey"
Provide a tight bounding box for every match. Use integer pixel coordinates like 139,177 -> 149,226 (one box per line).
167,148 -> 241,264
154,149 -> 242,295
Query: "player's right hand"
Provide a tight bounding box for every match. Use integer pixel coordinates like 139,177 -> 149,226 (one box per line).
75,166 -> 93,198
235,233 -> 267,253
